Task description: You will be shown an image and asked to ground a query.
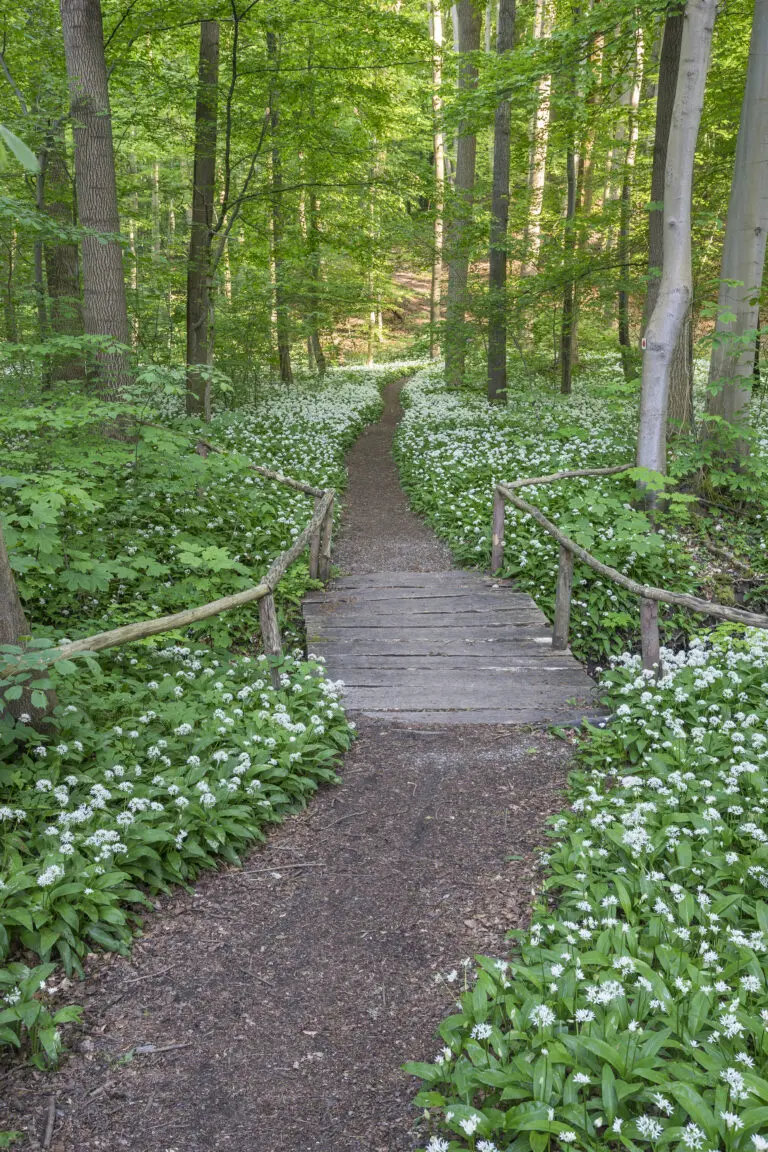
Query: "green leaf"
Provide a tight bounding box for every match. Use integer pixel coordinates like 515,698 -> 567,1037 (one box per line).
0,126 -> 40,173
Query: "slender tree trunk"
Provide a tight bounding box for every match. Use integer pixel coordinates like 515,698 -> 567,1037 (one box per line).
60,0 -> 131,398
522,0 -> 553,277
704,0 -> 768,452
186,19 -> 219,420
429,1 -> 446,359
268,29 -> 293,384
617,30 -> 644,380
444,0 -> 481,386
637,0 -> 716,482
307,192 -> 326,375
43,125 -> 86,382
2,235 -> 17,342
560,145 -> 578,395
643,9 -> 692,430
487,0 -> 516,402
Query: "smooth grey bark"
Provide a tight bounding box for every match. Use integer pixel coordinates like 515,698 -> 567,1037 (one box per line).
186,20 -> 219,420
637,0 -> 716,480
705,0 -> 768,448
617,31 -> 644,381
60,0 -> 131,399
643,9 -> 692,430
268,29 -> 293,384
487,0 -> 516,401
428,1 -> 446,359
522,0 -> 553,276
560,144 -> 578,395
444,0 -> 481,387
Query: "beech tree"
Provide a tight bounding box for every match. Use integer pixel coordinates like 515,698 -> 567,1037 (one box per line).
60,0 -> 131,398
186,20 -> 219,419
704,0 -> 768,452
444,0 -> 481,387
487,0 -> 516,402
637,0 -> 717,479
428,1 -> 446,360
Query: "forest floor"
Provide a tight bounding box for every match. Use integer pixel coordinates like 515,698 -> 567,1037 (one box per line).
1,381 -> 580,1152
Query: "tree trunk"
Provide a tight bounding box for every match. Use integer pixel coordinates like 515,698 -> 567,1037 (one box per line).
268,29 -> 293,385
704,0 -> 768,451
429,1 -> 446,359
487,0 -> 516,402
637,0 -> 716,482
60,0 -> 131,399
444,0 -> 481,387
617,30 -> 644,381
560,145 -> 578,395
522,0 -> 553,277
0,523 -> 29,648
186,19 -> 219,420
2,235 -> 17,342
643,9 -> 691,430
43,127 -> 85,382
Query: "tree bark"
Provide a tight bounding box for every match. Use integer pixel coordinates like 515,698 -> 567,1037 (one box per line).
444,0 -> 481,387
487,0 -> 516,402
268,29 -> 293,384
186,19 -> 219,420
704,0 -> 768,451
617,30 -> 644,381
637,0 -> 716,481
643,9 -> 692,431
60,0 -> 131,399
42,126 -> 85,382
560,144 -> 578,395
522,0 -> 553,277
429,1 -> 446,359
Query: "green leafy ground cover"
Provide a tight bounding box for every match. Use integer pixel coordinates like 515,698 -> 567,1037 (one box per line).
0,364 -> 413,1066
399,366 -> 768,1152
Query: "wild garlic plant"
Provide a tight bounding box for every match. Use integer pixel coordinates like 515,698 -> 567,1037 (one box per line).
408,629 -> 768,1151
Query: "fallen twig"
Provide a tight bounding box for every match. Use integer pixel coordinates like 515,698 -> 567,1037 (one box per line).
241,862 -> 326,876
42,1095 -> 56,1150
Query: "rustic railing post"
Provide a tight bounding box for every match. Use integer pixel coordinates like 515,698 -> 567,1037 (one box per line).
491,487 -> 506,572
259,592 -> 283,689
318,494 -> 334,582
640,598 -> 661,675
309,495 -> 323,579
552,545 -> 574,651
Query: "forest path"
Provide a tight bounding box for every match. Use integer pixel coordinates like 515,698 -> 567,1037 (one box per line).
3,380 -> 588,1152
305,379 -> 598,725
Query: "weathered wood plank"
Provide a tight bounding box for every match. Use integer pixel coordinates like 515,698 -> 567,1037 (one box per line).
304,586 -> 530,605
341,684 -> 597,708
333,669 -> 594,689
353,707 -> 598,726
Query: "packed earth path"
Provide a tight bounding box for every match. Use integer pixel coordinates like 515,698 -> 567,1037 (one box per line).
2,380 -> 595,1152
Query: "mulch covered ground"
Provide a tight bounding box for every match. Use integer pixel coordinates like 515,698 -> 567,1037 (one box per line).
0,380 -> 580,1151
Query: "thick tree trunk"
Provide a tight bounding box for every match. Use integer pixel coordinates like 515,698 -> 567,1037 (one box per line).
429,1 -> 446,359
60,0 -> 131,399
704,0 -> 768,451
617,31 -> 644,381
186,20 -> 219,420
268,30 -> 293,385
0,523 -> 28,648
637,0 -> 716,481
522,0 -> 553,277
487,0 -> 516,402
444,0 -> 481,386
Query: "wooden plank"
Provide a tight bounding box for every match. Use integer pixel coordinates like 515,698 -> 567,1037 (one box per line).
331,571 -> 495,588
353,707 -> 602,726
321,655 -> 584,672
307,635 -> 558,655
334,670 -> 595,690
304,586 -> 531,605
305,610 -> 548,628
341,684 -> 597,709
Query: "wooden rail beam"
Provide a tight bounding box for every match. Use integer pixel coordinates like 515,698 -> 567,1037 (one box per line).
552,545 -> 574,651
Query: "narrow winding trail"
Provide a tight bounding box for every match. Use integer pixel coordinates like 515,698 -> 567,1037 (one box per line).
3,381 -> 589,1152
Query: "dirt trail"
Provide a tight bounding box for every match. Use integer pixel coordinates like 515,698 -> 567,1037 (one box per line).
0,380 -> 577,1152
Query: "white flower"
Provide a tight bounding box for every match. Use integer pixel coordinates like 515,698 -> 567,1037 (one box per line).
720,1110 -> 743,1130
458,1115 -> 479,1136
530,1004 -> 556,1027
425,1140 -> 448,1152
471,1023 -> 492,1040
37,864 -> 65,887
636,1115 -> 663,1140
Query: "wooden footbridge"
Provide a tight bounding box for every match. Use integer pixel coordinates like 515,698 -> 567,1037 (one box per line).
304,570 -> 598,725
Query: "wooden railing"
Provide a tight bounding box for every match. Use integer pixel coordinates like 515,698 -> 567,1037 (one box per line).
14,462 -> 335,689
491,464 -> 768,671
